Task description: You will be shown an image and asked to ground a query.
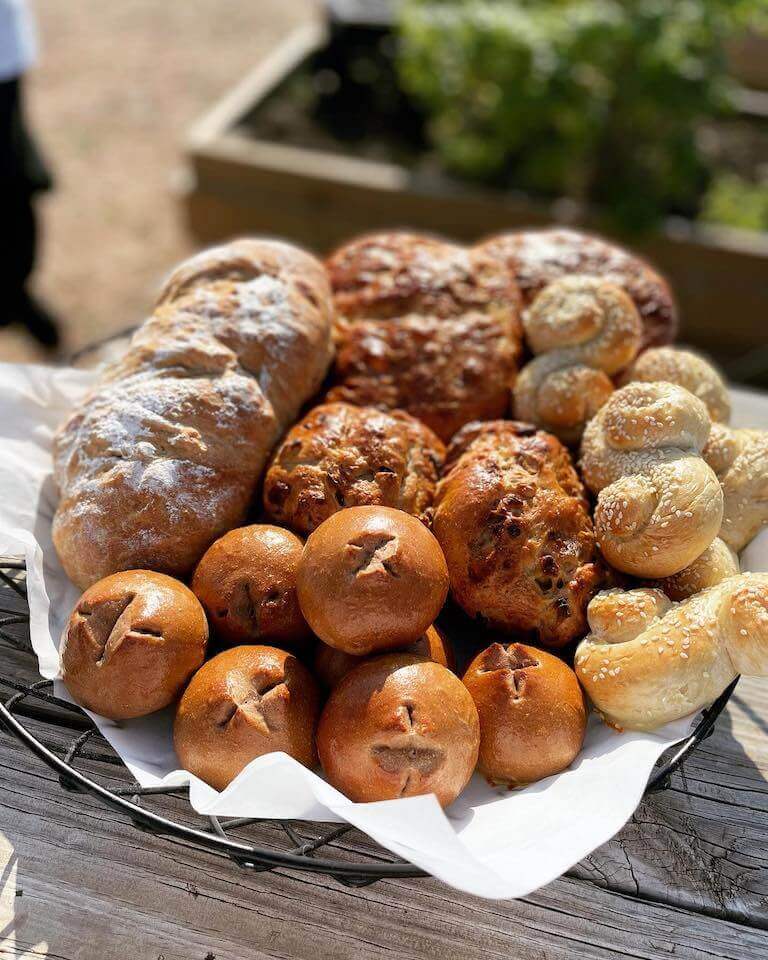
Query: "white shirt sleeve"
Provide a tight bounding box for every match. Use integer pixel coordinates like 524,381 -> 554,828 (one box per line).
0,0 -> 37,82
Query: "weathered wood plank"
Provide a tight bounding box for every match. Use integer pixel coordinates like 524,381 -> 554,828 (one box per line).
0,725 -> 766,960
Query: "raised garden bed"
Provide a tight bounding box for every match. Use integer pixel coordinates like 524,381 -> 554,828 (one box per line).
183,20 -> 768,380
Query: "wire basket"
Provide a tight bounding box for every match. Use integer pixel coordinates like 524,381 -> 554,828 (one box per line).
0,559 -> 739,887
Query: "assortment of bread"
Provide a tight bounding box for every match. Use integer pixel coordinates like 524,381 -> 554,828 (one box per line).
54,228 -> 768,809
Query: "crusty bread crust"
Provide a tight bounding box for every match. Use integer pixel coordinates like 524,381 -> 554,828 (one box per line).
263,402 -> 445,535
325,232 -> 523,440
52,239 -> 334,588
432,420 -> 603,647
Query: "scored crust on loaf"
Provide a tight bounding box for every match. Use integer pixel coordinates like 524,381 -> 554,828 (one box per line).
432,420 -> 604,647
263,402 -> 445,535
325,232 -> 524,441
53,239 -> 334,589
479,228 -> 677,351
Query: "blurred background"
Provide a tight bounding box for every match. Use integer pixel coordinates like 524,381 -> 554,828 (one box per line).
2,0 -> 767,378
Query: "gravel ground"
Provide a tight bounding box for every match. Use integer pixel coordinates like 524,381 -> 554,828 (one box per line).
1,0 -> 314,363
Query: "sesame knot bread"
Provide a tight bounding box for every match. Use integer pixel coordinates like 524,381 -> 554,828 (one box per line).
575,573 -> 768,730
652,537 -> 739,601
52,239 -> 334,588
580,381 -> 724,578
621,346 -> 731,424
479,228 -> 677,350
514,275 -> 643,445
325,232 -> 524,441
703,423 -> 768,552
433,421 -> 604,647
263,402 -> 445,535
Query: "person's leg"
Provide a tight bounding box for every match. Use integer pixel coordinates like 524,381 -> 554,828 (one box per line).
0,76 -> 60,348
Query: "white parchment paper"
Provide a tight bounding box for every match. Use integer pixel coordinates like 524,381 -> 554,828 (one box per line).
1,360 -> 766,900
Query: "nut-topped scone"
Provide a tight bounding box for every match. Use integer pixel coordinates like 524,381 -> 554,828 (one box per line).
263,402 -> 445,535
432,421 -> 603,647
480,228 -> 677,351
325,232 -> 524,441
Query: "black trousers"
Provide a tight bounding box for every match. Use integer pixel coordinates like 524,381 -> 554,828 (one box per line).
0,76 -> 52,327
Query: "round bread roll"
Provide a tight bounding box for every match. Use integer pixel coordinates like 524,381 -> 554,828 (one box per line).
263,402 -> 445,536
317,654 -> 480,806
314,624 -> 454,689
325,232 -> 523,441
61,570 -> 208,720
463,642 -> 587,786
297,506 -> 449,655
191,525 -> 311,653
174,645 -> 320,791
433,421 -> 603,648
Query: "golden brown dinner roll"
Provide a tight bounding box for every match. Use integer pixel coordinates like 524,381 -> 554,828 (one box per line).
463,643 -> 587,786
297,506 -> 449,655
433,421 -> 603,647
191,524 -> 311,654
704,423 -> 768,551
317,654 -> 480,806
61,570 -> 208,720
326,232 -> 523,441
174,645 -> 320,791
480,228 -> 677,350
263,402 -> 445,536
314,624 -> 454,689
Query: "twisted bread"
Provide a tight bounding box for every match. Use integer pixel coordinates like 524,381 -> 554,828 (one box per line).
652,537 -> 739,601
325,232 -> 523,441
704,423 -> 768,551
580,382 -> 723,578
432,421 -> 603,647
479,228 -> 677,349
575,574 -> 768,730
53,239 -> 334,588
514,276 -> 642,445
622,346 -> 730,424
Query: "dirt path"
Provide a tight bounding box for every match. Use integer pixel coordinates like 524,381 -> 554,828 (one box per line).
2,0 -> 313,362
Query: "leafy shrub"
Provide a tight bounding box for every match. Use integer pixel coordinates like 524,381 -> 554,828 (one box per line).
397,0 -> 762,231
701,172 -> 768,231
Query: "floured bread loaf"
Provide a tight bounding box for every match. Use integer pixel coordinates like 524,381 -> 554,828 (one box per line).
53,239 -> 334,588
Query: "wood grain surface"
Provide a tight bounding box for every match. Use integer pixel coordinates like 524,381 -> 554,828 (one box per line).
0,580 -> 767,958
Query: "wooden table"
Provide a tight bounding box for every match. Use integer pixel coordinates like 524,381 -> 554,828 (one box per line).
0,577 -> 766,959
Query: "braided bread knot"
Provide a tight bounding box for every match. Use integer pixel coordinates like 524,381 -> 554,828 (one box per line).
575,573 -> 768,730
514,275 -> 642,445
580,381 -> 723,578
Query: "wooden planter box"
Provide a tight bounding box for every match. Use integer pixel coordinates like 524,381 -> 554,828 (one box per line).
183,22 -> 768,372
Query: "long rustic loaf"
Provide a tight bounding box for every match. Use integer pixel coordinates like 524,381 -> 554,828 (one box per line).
53,239 -> 334,588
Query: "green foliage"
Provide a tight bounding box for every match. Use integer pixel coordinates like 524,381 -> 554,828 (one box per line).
397,0 -> 761,231
700,172 -> 768,231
